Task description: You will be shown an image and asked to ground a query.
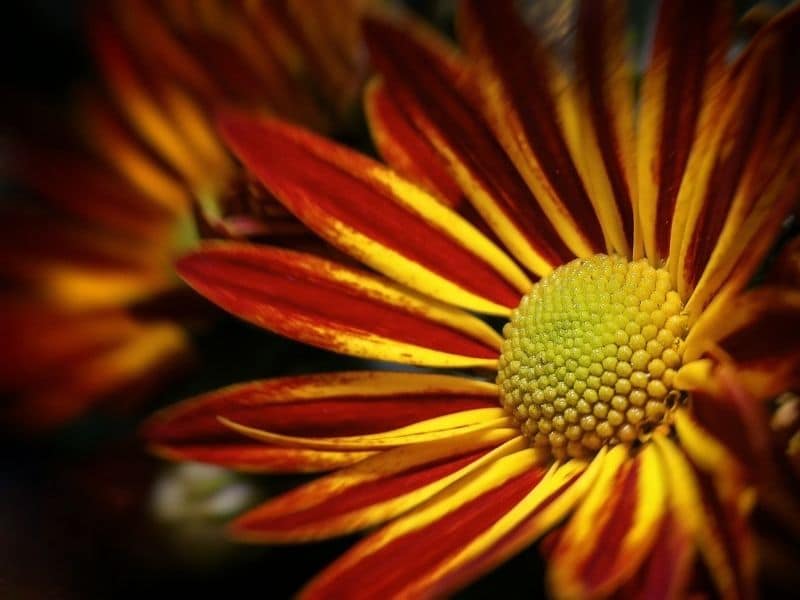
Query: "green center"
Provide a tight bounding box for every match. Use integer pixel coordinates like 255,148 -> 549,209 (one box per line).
497,255 -> 688,459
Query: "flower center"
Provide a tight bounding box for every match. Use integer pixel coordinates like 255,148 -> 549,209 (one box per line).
498,255 -> 688,459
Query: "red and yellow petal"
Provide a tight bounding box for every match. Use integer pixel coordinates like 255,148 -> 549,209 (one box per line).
0,213 -> 174,310
268,0 -> 373,121
636,0 -> 732,265
300,448 -> 546,600
684,287 -> 800,399
218,112 -> 531,315
221,407 -> 511,451
1,304 -> 189,431
88,8 -> 212,188
153,443 -> 373,474
8,144 -> 175,242
680,5 -> 800,312
673,410 -> 757,599
406,451 -> 604,599
143,371 -> 500,471
177,241 -> 503,367
573,0 -> 637,257
145,371 -> 499,442
549,444 -> 666,599
458,0 -> 605,258
363,13 -> 574,276
624,436 -> 704,600
365,77 -> 465,211
230,429 -> 522,543
111,0 -> 220,101
79,90 -> 191,214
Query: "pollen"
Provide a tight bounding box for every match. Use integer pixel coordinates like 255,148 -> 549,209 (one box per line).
497,255 -> 688,459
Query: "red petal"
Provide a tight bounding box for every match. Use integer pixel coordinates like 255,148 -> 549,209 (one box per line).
637,0 -> 732,263
301,466 -> 545,599
365,78 -> 465,211
681,5 -> 800,309
457,0 -> 605,257
362,14 -> 574,275
143,371 -> 497,444
218,113 -> 530,314
574,0 -> 636,254
230,433 -> 516,542
177,242 -> 502,367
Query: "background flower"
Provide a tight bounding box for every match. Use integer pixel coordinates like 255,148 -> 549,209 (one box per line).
0,0 -> 377,431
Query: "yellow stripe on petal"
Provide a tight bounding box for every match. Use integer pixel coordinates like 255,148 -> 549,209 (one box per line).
573,0 -> 637,257
218,113 -> 528,316
673,409 -> 744,483
300,446 -> 547,599
178,242 -> 506,367
219,407 -> 512,451
458,0 -> 605,258
368,167 -> 532,294
405,453 -> 604,598
231,430 -> 524,543
363,12 -> 576,276
549,444 -> 667,599
683,288 -> 800,398
238,370 -> 498,402
325,217 -> 514,317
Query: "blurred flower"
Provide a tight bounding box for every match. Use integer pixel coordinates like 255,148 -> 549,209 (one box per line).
1,0 -> 378,430
145,1 -> 800,598
151,462 -> 261,566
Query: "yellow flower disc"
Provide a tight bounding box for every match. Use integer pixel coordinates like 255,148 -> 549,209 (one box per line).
498,255 -> 688,459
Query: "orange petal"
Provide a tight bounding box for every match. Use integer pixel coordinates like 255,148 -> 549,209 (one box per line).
362,13 -> 575,276
230,429 -> 521,542
9,143 -> 174,241
0,303 -> 189,431
218,112 -> 531,315
457,0 -> 605,258
88,7 -> 211,187
79,89 -> 190,214
177,241 -> 503,367
636,0 -> 732,264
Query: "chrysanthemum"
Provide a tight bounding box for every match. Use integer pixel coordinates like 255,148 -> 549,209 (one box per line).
145,1 -> 800,597
1,0 -> 374,429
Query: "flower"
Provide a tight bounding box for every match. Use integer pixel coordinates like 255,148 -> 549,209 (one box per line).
144,1 -> 800,598
0,0 -> 375,429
